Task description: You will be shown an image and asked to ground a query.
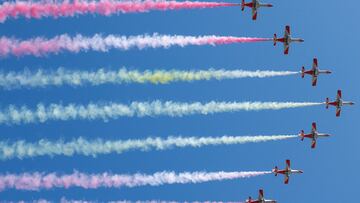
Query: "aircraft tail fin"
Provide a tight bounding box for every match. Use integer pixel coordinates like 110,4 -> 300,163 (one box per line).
326,98 -> 329,109
273,34 -> 277,46
300,130 -> 305,141
301,66 -> 305,78
241,0 -> 245,11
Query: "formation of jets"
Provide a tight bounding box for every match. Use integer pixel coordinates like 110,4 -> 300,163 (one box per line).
240,1 -> 354,202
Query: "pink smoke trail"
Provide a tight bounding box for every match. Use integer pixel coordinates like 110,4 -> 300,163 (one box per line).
0,171 -> 271,191
4,200 -> 244,203
0,34 -> 271,57
0,0 -> 240,23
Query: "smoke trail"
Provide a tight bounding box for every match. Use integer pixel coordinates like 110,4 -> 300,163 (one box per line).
0,101 -> 323,124
0,68 -> 299,89
0,34 -> 271,57
0,200 -> 51,203
2,199 -> 243,203
0,171 -> 271,191
0,135 -> 297,160
62,200 -> 243,203
0,0 -> 240,23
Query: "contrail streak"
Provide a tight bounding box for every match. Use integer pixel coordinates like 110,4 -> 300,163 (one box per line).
0,171 -> 271,191
0,68 -> 299,89
0,0 -> 240,23
0,34 -> 271,57
0,101 -> 322,124
0,135 -> 297,160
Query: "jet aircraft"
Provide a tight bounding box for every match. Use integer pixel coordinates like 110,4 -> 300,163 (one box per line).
273,25 -> 304,54
326,90 -> 355,117
272,160 -> 303,184
241,0 -> 273,20
301,58 -> 332,86
299,122 -> 331,148
246,189 -> 277,203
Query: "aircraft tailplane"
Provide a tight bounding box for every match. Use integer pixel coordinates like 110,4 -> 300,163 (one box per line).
273,166 -> 278,176
300,130 -> 305,141
241,0 -> 245,11
301,66 -> 305,78
273,34 -> 277,46
326,98 -> 329,109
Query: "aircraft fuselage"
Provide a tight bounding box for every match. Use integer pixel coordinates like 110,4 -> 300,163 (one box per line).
247,0 -> 272,9
277,169 -> 303,176
304,69 -> 331,76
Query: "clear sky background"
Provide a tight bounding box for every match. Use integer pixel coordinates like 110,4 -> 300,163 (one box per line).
0,0 -> 359,202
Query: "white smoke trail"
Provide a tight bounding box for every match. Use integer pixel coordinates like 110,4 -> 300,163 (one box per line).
0,135 -> 297,160
62,200 -> 243,203
0,171 -> 271,191
0,101 -> 323,125
0,201 -> 51,203
0,68 -> 299,89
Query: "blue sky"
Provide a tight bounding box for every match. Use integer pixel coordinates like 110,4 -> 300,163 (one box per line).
0,0 -> 359,202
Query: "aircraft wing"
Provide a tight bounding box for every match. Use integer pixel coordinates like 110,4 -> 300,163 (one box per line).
312,58 -> 318,69
312,75 -> 318,86
336,107 -> 341,117
258,189 -> 264,200
286,159 -> 291,171
311,139 -> 317,149
337,90 -> 342,100
311,122 -> 317,132
284,44 -> 289,55
284,174 -> 289,184
252,7 -> 257,20
285,25 -> 290,37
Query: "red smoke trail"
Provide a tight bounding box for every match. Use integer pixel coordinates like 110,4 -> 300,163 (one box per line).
0,34 -> 271,57
0,0 -> 240,23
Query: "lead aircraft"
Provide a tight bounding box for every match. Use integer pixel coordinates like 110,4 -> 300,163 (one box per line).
241,0 -> 273,20
246,189 -> 277,203
326,90 -> 355,117
301,58 -> 332,86
272,160 -> 303,184
273,25 -> 304,54
299,122 -> 331,149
